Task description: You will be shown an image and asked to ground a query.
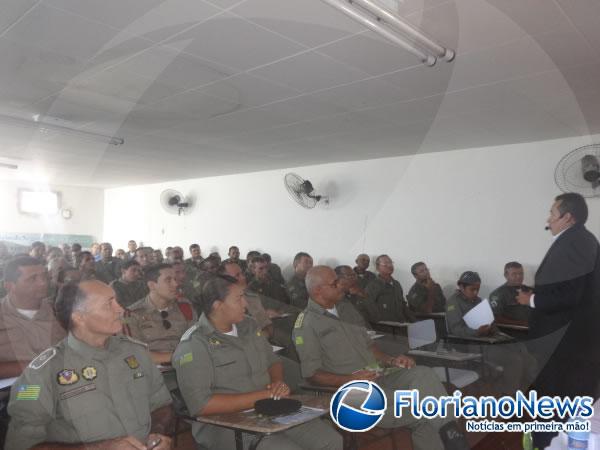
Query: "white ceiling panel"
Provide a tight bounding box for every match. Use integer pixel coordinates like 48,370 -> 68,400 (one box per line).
0,37 -> 86,107
0,0 -> 39,35
192,73 -> 300,109
3,3 -> 150,63
164,13 -> 305,71
316,32 -> 422,76
230,0 -> 365,47
556,0 -> 600,59
254,95 -> 350,124
482,0 -> 574,37
312,78 -> 416,111
378,62 -> 454,102
115,45 -> 234,95
249,51 -> 369,93
43,0 -> 166,31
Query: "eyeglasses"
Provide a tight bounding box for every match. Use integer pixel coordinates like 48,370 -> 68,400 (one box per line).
160,311 -> 171,330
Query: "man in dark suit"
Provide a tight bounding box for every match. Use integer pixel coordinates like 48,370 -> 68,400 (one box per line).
517,192 -> 600,449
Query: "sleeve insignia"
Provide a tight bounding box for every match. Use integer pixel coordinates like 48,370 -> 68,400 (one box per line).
29,347 -> 57,370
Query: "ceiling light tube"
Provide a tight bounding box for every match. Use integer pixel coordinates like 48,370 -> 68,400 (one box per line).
321,0 -> 437,66
351,0 -> 455,62
0,114 -> 124,146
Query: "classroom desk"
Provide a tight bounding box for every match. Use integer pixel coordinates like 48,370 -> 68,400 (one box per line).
375,321 -> 409,337
414,312 -> 446,320
196,394 -> 329,450
445,332 -> 514,345
496,322 -> 529,339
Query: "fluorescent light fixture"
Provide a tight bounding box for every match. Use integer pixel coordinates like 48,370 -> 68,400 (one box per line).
320,0 -> 455,66
18,189 -> 60,215
0,113 -> 124,146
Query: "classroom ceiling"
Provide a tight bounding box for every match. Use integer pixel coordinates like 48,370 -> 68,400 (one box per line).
0,0 -> 599,187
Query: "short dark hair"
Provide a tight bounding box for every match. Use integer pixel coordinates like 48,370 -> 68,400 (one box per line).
201,275 -> 237,316
246,250 -> 260,260
4,256 -> 43,283
249,255 -> 266,266
555,193 -> 588,224
30,241 -> 44,249
410,262 -> 426,275
189,243 -> 200,251
121,259 -> 140,271
218,261 -> 239,275
334,265 -> 352,276
293,252 -> 311,267
262,253 -> 272,263
504,261 -> 522,272
145,263 -> 173,283
200,256 -> 220,270
71,243 -> 82,251
375,254 -> 390,267
80,251 -> 92,258
228,246 -> 239,252
55,282 -> 87,330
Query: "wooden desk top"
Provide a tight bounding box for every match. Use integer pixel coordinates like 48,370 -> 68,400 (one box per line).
415,312 -> 446,319
446,333 -> 515,344
407,349 -> 482,362
496,323 -> 529,332
377,321 -> 410,328
195,395 -> 330,434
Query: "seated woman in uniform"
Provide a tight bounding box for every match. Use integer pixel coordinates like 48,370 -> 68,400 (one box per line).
172,275 -> 342,450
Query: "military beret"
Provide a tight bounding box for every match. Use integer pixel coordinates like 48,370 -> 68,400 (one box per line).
458,271 -> 481,285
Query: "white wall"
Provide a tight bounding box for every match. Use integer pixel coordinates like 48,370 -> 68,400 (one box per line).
103,134 -> 600,297
0,180 -> 104,242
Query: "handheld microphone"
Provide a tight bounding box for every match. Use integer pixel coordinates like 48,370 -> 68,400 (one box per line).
545,226 -> 550,230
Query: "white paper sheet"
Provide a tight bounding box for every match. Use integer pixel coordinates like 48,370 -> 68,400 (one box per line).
0,377 -> 18,390
463,299 -> 494,329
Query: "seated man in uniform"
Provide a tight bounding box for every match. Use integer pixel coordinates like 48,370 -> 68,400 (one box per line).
110,259 -> 149,308
489,261 -> 530,325
365,255 -> 416,324
124,264 -> 196,367
353,253 -> 375,290
78,251 -> 97,280
5,280 -> 173,450
248,256 -> 290,306
95,242 -> 122,284
0,256 -> 66,378
445,271 -> 536,394
286,252 -> 313,310
185,243 -> 204,270
29,241 -> 46,264
168,246 -> 184,263
173,276 -> 342,450
134,247 -> 150,269
126,240 -> 137,261
293,266 -> 470,450
262,253 -> 285,285
407,262 -> 447,313
334,265 -> 370,325
223,245 -> 247,272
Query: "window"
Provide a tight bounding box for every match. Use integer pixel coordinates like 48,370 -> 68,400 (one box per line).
18,189 -> 60,216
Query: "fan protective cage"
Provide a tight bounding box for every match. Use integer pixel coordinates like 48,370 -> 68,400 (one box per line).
554,144 -> 600,198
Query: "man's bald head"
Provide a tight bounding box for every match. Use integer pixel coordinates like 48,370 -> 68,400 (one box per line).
305,266 -> 343,307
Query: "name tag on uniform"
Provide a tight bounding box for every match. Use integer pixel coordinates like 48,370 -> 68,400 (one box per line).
60,384 -> 96,400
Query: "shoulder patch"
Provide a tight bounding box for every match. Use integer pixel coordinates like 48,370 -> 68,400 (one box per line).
29,347 -> 57,370
119,335 -> 149,348
181,323 -> 199,341
294,312 -> 305,329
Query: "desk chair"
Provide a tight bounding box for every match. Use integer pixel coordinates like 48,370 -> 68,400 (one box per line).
408,320 -> 480,389
299,382 -> 410,450
169,388 -> 194,447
